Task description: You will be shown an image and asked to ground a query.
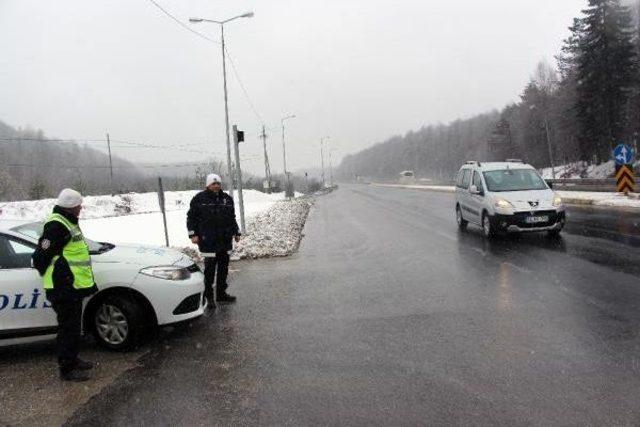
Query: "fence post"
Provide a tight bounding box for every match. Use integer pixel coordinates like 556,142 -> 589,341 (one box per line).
157,177 -> 170,247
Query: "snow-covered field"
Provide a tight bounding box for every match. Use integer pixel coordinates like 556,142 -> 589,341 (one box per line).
0,190 -> 298,249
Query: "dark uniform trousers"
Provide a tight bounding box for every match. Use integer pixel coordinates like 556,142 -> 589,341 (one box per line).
47,292 -> 83,373
204,251 -> 230,301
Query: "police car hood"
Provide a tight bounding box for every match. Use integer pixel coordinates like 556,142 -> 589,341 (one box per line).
93,244 -> 194,267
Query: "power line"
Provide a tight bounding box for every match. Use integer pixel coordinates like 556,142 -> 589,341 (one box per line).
0,137 -> 220,156
143,0 -> 266,130
3,160 -> 259,170
225,47 -> 264,124
145,0 -> 220,45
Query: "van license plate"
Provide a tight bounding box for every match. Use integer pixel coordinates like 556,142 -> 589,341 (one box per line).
525,215 -> 548,224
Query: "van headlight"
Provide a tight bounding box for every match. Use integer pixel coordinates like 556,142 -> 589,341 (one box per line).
494,198 -> 514,210
140,266 -> 191,281
552,195 -> 563,207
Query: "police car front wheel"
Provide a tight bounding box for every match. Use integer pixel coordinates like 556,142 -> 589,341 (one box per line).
91,295 -> 147,351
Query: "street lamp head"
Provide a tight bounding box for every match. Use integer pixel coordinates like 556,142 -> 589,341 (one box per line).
189,17 -> 204,23
240,12 -> 255,18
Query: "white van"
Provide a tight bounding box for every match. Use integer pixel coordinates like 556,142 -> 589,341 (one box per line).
454,161 -> 565,238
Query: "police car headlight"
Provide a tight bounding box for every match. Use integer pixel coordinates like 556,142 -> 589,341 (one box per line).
552,195 -> 563,207
494,198 -> 514,210
140,266 -> 191,281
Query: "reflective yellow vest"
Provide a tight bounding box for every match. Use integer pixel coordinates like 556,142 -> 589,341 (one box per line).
42,213 -> 95,290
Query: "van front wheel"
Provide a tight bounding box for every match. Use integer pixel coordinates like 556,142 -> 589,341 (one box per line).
456,206 -> 468,230
482,213 -> 496,239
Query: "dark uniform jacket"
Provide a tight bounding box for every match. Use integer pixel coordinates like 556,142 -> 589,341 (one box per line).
186,190 -> 240,255
32,206 -> 98,300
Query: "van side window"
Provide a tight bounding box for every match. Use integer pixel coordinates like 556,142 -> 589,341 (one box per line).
472,171 -> 484,193
461,169 -> 471,189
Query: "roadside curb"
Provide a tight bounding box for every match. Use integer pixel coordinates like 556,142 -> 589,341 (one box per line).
560,198 -> 595,206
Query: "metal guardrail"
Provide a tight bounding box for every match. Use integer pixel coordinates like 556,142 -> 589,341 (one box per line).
546,178 -> 616,193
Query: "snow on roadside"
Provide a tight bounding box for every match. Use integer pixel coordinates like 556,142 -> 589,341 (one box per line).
0,190 -> 300,249
556,191 -> 640,208
371,183 -> 640,208
540,160 -> 640,179
0,189 -> 286,222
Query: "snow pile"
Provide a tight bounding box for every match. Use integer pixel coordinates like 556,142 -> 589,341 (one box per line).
182,198 -> 313,262
233,198 -> 312,259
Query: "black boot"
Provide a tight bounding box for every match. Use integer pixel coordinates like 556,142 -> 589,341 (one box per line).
60,369 -> 90,382
74,358 -> 94,371
217,293 -> 237,304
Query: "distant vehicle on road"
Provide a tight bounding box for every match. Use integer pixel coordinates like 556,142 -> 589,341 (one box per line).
398,170 -> 416,185
0,221 -> 205,351
454,160 -> 565,238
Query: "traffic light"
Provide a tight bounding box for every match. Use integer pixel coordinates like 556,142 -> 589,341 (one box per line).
236,129 -> 245,142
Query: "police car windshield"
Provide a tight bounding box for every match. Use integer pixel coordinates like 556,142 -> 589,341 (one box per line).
482,169 -> 548,192
11,222 -> 105,252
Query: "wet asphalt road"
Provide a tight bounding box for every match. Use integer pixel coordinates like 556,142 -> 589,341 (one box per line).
67,185 -> 640,426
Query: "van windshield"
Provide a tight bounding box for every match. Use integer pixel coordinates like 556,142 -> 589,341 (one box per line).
482,169 -> 548,192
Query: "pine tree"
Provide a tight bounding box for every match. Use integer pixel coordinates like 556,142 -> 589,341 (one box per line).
575,0 -> 637,161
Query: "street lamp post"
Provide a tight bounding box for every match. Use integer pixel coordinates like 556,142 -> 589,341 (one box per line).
189,12 -> 254,192
328,147 -> 337,187
281,114 -> 296,196
320,136 -> 330,188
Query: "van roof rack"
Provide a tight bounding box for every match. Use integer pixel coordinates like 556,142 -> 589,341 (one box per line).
505,158 -> 523,163
465,160 -> 482,166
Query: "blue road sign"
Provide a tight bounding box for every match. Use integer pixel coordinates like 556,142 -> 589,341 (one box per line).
614,143 -> 635,165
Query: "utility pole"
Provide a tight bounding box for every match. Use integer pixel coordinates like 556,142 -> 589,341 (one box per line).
281,114 -> 296,197
329,149 -> 334,187
320,139 -> 325,188
106,133 -> 114,195
233,125 -> 246,233
260,125 -> 272,193
543,116 -> 556,179
320,136 -> 330,188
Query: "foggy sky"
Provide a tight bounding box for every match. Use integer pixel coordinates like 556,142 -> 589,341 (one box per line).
0,0 -> 587,176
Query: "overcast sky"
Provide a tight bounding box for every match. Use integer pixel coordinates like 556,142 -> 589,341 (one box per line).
0,0 -> 587,175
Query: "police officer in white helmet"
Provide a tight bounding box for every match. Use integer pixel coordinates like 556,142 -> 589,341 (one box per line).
32,189 -> 98,382
186,174 -> 241,309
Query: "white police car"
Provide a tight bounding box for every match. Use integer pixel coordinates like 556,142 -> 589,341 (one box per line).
455,160 -> 565,238
0,220 -> 205,351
